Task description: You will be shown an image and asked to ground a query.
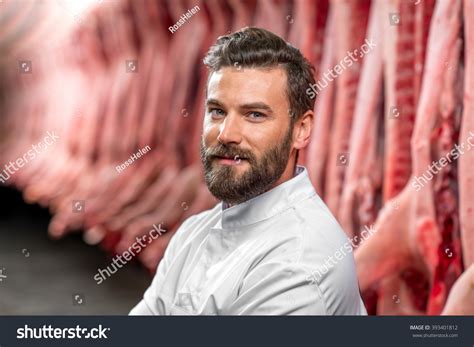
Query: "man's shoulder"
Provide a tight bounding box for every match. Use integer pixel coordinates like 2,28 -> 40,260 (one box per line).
182,202 -> 221,228
172,202 -> 222,244
287,196 -> 367,314
291,193 -> 350,248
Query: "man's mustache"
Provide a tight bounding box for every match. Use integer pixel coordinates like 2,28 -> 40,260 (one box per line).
204,144 -> 255,163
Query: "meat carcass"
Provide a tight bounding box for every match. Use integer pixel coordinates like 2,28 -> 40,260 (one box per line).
307,8 -> 335,195
442,264 -> 474,315
338,0 -> 383,239
291,0 -> 329,167
459,0 -> 474,269
375,0 -> 433,316
323,0 -> 370,214
355,0 -> 463,315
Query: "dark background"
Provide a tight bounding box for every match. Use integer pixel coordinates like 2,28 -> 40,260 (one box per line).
0,186 -> 149,314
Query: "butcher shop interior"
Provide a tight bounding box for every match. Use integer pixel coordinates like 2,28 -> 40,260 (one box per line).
0,0 -> 473,319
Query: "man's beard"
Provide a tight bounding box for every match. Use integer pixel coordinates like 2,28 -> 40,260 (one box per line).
200,128 -> 293,205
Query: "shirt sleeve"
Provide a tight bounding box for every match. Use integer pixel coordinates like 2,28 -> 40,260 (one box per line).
129,215 -> 197,315
225,262 -> 328,315
129,299 -> 154,315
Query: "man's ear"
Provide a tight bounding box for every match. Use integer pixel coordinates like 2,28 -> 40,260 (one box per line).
292,110 -> 314,150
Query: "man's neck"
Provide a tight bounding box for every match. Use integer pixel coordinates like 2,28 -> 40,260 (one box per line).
269,162 -> 298,191
223,163 -> 298,209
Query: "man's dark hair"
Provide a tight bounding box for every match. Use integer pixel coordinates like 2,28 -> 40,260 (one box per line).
203,27 -> 316,124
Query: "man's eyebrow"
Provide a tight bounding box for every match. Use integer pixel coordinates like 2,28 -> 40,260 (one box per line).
205,99 -> 274,114
239,102 -> 274,114
206,98 -> 225,107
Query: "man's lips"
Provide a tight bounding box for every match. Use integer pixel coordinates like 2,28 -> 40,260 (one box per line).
212,155 -> 247,165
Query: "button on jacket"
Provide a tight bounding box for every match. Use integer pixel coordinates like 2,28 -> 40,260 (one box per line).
130,166 -> 367,315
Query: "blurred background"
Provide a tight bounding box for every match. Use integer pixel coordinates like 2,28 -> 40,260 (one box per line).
0,0 -> 472,315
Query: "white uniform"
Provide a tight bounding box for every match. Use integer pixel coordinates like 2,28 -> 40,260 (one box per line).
130,166 -> 367,315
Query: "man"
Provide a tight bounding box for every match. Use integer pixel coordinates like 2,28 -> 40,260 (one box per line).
130,27 -> 367,315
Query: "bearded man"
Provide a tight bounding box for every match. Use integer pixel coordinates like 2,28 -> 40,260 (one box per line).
130,27 -> 367,315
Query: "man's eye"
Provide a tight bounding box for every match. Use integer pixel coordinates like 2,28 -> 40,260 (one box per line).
209,108 -> 225,117
248,112 -> 266,120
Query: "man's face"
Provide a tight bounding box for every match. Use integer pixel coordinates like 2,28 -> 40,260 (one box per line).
200,66 -> 295,205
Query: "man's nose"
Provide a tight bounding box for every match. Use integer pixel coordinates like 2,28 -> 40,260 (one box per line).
217,114 -> 242,145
